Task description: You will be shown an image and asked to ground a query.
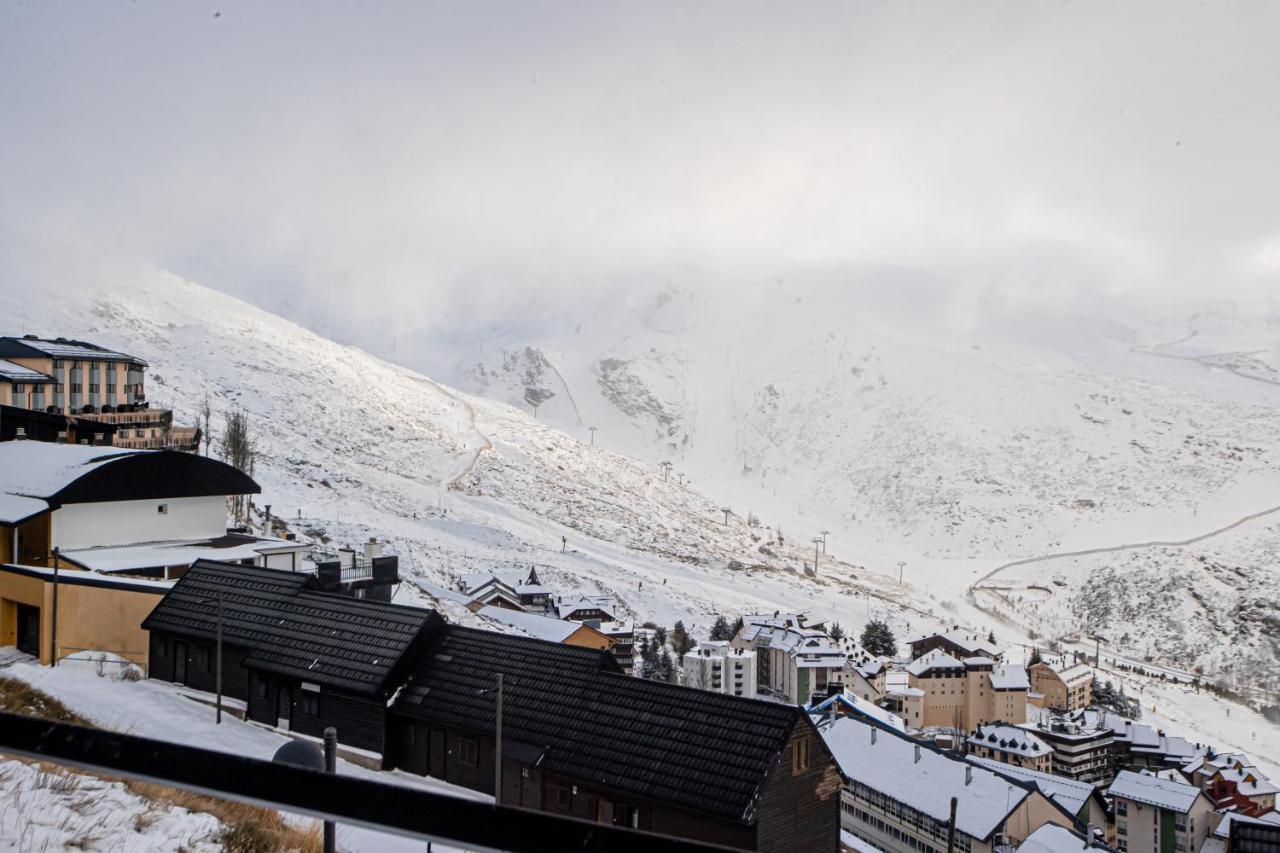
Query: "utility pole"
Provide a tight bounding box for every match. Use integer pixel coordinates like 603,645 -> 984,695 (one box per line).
660,461 -> 672,481
215,591 -> 224,724
819,530 -> 830,554
898,561 -> 906,585
494,673 -> 504,805
588,426 -> 597,447
946,796 -> 958,853
51,548 -> 60,667
721,507 -> 732,525
812,537 -> 822,576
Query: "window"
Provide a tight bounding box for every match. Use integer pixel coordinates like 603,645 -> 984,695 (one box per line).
299,692 -> 319,716
160,638 -> 171,657
792,737 -> 811,773
1116,801 -> 1128,816
191,647 -> 211,672
52,359 -> 64,369
548,784 -> 571,810
253,678 -> 268,699
12,383 -> 23,393
458,738 -> 480,768
70,383 -> 82,393
88,384 -> 99,393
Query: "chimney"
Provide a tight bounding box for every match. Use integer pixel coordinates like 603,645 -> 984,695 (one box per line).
14,427 -> 25,439
965,764 -> 973,785
364,537 -> 383,561
914,744 -> 921,763
870,727 -> 877,745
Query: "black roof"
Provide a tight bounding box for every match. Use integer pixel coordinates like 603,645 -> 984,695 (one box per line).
51,449 -> 260,505
393,625 -> 805,823
143,560 -> 442,696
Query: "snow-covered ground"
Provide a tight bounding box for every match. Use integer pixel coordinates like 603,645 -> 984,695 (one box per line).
0,271 -> 1274,805
3,656 -> 486,852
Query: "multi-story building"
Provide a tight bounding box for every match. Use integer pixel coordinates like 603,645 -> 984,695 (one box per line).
734,615 -> 846,705
907,629 -> 1003,662
966,755 -> 1112,840
1021,715 -> 1116,784
681,640 -> 757,699
821,715 -> 1076,853
1107,770 -> 1213,853
966,722 -> 1054,772
1029,658 -> 1093,711
1183,753 -> 1278,817
0,335 -> 199,450
904,649 -> 1030,731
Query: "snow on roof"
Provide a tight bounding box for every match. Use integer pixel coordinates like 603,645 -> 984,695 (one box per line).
0,442 -> 139,499
0,493 -> 48,524
1214,810 -> 1280,839
1214,765 -> 1280,796
965,756 -> 1097,817
61,535 -> 304,573
990,664 -> 1030,690
808,692 -> 906,732
0,358 -> 53,382
1107,770 -> 1205,814
554,594 -> 618,618
969,723 -> 1050,758
478,606 -> 589,644
819,716 -> 1032,842
963,656 -> 996,666
459,568 -> 549,595
906,647 -> 965,675
1,336 -> 145,364
908,629 -> 1001,657
1018,823 -> 1108,853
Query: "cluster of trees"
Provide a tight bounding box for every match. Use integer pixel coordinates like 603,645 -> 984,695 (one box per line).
220,408 -> 256,523
709,614 -> 745,641
639,620 -> 697,683
1091,676 -> 1142,719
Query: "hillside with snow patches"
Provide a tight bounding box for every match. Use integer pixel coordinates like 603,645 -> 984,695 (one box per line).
1,274 -> 934,642
4,272 -> 1280,775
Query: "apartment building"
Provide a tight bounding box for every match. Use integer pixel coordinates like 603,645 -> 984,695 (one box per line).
735,615 -> 845,705
966,722 -> 1054,772
907,629 -> 1003,662
1107,770 -> 1213,853
1184,753 -> 1278,817
905,649 -> 1030,731
0,335 -> 198,450
681,640 -> 758,699
1029,658 -> 1094,712
820,715 -> 1075,853
1021,715 -> 1116,785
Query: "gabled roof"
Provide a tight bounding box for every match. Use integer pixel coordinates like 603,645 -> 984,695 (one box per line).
969,722 -> 1049,758
1215,810 -> 1280,840
0,443 -> 259,522
1019,823 -> 1113,853
907,630 -> 1001,658
478,605 -> 601,644
966,755 -> 1103,818
990,664 -> 1030,690
0,358 -> 54,383
143,560 -> 441,696
0,335 -> 146,365
393,625 -> 810,823
906,647 -> 965,675
807,692 -> 906,732
1107,770 -> 1208,814
819,715 -> 1050,843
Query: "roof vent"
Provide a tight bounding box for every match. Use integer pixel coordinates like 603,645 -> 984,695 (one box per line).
23,334 -> 37,340
14,427 -> 25,439
965,765 -> 973,786
914,744 -> 921,764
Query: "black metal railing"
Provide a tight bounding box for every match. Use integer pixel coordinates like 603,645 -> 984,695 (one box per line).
0,711 -> 735,853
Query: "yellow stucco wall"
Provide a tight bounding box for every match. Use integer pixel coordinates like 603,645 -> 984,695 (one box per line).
0,568 -> 162,665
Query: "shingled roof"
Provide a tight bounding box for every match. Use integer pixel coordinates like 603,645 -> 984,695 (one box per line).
393,625 -> 808,823
143,560 -> 442,696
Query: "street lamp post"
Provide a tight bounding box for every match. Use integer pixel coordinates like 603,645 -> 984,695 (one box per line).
819,530 -> 830,554
199,592 -> 225,724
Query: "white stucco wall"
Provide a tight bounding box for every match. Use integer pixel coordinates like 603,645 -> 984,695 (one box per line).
52,495 -> 228,550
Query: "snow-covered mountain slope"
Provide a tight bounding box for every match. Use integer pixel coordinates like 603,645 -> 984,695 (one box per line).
0,273 -> 938,643
421,282 -> 1280,696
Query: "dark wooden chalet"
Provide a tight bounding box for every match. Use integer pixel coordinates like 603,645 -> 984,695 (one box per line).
143,559 -> 442,755
388,626 -> 843,852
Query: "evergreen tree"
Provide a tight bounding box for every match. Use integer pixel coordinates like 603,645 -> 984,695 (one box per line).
986,629 -> 996,645
1028,646 -> 1042,666
653,626 -> 668,648
657,648 -> 675,683
731,616 -> 744,637
672,621 -> 695,661
829,623 -> 846,643
860,619 -> 897,658
710,615 -> 732,641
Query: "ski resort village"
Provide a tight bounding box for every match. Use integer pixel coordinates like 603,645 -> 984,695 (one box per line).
5,4 -> 1280,851
0,313 -> 1278,853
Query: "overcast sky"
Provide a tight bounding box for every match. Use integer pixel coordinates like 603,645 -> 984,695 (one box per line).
2,1 -> 1278,343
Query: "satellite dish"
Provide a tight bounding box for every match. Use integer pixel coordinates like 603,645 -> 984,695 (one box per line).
272,740 -> 324,771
